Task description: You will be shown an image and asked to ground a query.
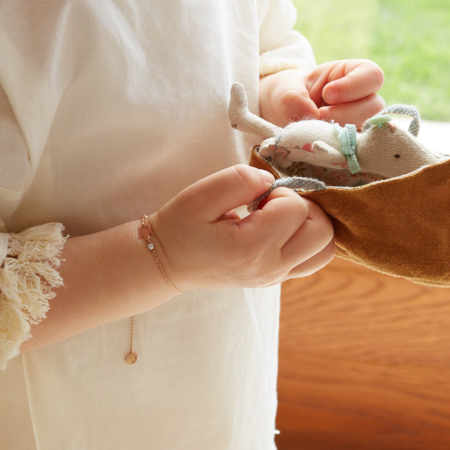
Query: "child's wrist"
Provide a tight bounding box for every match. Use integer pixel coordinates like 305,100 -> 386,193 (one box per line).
117,219 -> 181,307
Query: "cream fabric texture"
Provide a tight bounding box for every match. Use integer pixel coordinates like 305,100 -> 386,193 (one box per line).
0,1 -> 315,449
0,223 -> 67,371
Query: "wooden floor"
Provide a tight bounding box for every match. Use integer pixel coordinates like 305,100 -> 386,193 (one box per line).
275,258 -> 450,450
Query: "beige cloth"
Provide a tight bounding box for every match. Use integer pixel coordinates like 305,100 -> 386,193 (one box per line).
0,1 -> 315,449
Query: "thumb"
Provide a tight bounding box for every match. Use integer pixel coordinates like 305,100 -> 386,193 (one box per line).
275,89 -> 320,124
176,165 -> 275,223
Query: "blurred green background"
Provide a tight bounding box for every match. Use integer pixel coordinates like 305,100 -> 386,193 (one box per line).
292,0 -> 450,121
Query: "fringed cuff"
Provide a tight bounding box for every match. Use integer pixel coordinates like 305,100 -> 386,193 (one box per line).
259,53 -> 303,78
0,222 -> 68,370
259,30 -> 316,78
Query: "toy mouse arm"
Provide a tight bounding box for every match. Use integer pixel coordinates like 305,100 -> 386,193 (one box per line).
311,141 -> 347,166
281,140 -> 347,169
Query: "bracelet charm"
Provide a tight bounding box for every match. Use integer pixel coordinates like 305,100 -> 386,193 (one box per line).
126,215 -> 182,365
138,225 -> 155,250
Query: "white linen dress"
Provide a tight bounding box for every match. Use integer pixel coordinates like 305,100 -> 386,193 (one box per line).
0,1 -> 315,448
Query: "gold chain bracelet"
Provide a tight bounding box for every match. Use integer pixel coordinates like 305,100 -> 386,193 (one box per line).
125,215 -> 183,365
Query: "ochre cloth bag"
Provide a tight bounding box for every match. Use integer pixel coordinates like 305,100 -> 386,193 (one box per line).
249,145 -> 450,288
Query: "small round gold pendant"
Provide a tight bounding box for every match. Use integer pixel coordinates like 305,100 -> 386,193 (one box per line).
125,352 -> 138,365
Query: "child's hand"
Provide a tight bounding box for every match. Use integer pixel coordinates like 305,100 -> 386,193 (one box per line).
259,59 -> 385,130
148,165 -> 335,291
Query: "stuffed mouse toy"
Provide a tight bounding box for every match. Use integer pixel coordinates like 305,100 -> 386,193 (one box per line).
228,82 -> 450,288
229,82 -> 442,180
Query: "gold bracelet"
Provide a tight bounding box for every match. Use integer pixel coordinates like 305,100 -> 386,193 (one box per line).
125,215 -> 182,365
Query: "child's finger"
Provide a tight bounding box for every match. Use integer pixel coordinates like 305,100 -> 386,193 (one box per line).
275,89 -> 320,124
280,199 -> 334,266
238,186 -> 310,249
319,94 -> 386,129
286,238 -> 335,279
216,209 -> 241,221
260,69 -> 320,127
177,165 -> 274,223
322,60 -> 385,105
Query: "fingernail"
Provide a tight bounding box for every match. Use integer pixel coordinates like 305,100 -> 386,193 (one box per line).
324,85 -> 338,104
259,169 -> 274,186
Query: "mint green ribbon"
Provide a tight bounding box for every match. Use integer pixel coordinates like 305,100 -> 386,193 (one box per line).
333,123 -> 361,174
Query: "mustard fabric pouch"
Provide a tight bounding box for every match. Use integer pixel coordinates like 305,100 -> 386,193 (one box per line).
249,144 -> 450,288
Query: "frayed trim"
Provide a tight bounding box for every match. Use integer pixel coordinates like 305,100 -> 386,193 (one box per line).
0,222 -> 68,371
259,54 -> 302,78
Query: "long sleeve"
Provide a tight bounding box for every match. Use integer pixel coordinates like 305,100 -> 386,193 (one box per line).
258,0 -> 316,77
0,79 -> 68,371
0,222 -> 67,370
0,79 -> 68,370
0,2 -> 76,370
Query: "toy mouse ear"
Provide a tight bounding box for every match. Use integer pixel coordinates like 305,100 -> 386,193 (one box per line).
362,105 -> 420,137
